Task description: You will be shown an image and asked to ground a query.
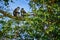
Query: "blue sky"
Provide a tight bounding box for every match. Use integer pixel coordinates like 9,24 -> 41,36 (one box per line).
9,0 -> 31,13
0,0 -> 31,29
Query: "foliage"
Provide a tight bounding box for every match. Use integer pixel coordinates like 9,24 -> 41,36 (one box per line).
0,0 -> 13,6
0,0 -> 60,40
28,0 -> 60,40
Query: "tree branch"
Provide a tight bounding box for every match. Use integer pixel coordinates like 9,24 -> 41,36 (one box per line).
0,10 -> 36,21
0,10 -> 23,20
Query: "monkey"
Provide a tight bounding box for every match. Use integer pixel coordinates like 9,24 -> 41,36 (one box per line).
20,8 -> 26,17
13,7 -> 20,17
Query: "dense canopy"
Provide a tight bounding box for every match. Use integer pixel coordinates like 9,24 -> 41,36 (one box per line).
0,0 -> 60,40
